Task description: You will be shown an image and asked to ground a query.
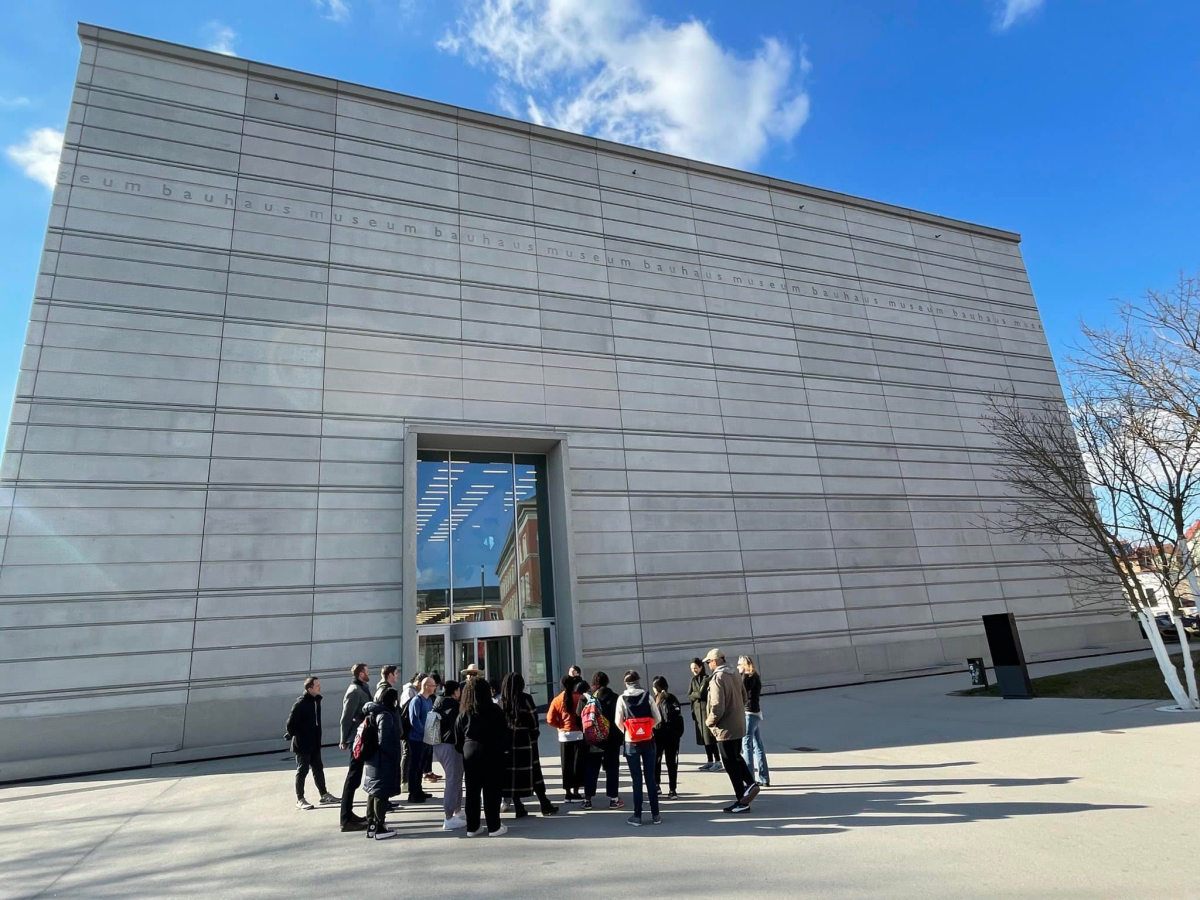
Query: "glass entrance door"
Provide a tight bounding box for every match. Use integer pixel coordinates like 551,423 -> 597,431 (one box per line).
453,636 -> 518,687
522,623 -> 555,706
415,448 -> 558,702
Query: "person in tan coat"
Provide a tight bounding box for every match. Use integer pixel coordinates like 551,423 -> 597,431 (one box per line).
704,648 -> 759,813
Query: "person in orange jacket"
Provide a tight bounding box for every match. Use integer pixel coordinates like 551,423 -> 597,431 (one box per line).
546,674 -> 587,802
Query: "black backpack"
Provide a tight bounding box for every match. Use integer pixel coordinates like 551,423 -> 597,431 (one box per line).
661,693 -> 686,740
397,698 -> 414,740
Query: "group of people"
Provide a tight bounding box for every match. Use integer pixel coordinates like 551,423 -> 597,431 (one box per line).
282,648 -> 771,840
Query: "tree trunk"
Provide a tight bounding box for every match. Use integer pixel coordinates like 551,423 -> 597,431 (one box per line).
1136,608 -> 1194,709
1171,618 -> 1198,706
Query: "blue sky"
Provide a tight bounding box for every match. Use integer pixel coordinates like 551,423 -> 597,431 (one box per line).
1,0 -> 1197,411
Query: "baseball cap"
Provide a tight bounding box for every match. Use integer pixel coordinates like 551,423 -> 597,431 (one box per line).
703,648 -> 723,662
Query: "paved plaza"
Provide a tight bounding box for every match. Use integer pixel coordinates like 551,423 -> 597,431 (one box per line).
3,651 -> 1197,900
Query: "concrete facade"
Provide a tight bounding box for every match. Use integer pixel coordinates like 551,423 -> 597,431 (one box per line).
0,25 -> 1138,782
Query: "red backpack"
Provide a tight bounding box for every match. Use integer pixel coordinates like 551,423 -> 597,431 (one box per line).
352,714 -> 378,761
622,691 -> 655,743
581,695 -> 610,745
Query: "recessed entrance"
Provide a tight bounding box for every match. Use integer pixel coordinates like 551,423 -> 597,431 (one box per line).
413,449 -> 558,704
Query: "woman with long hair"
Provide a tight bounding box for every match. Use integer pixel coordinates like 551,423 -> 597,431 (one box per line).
453,677 -> 510,836
546,673 -> 586,801
499,673 -> 558,817
738,655 -> 769,787
687,658 -> 720,770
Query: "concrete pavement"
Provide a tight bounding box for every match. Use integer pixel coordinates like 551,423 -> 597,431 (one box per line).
2,650 -> 1197,900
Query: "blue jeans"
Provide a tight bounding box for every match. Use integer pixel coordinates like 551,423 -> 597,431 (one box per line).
742,713 -> 769,782
623,740 -> 659,818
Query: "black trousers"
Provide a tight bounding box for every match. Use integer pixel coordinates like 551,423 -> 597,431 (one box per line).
294,746 -> 327,800
718,738 -> 755,802
584,743 -> 621,799
463,742 -> 502,833
559,740 -> 586,795
405,740 -> 429,799
705,742 -> 719,763
340,751 -> 364,824
366,794 -> 389,828
655,735 -> 680,793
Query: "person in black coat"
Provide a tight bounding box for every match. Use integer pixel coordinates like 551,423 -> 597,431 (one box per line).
454,677 -> 511,836
580,671 -> 623,811
687,658 -> 720,769
362,688 -> 402,840
284,676 -> 338,810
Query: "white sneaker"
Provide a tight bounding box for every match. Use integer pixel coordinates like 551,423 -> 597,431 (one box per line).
488,825 -> 509,837
443,815 -> 467,831
295,798 -> 315,810
466,827 -> 486,837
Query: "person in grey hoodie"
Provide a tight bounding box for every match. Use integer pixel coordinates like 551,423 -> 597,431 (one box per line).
338,663 -> 373,830
613,670 -> 663,827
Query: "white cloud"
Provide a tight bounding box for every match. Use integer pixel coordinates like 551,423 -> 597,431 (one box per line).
0,94 -> 32,109
439,0 -> 811,170
5,127 -> 64,189
314,0 -> 350,22
995,0 -> 1044,31
203,21 -> 238,56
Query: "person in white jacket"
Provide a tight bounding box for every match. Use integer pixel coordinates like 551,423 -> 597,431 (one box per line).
614,670 -> 663,826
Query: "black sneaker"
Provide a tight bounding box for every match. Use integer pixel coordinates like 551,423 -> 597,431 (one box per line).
742,783 -> 761,804
667,791 -> 679,800
365,823 -> 376,839
651,814 -> 662,825
581,798 -> 593,810
541,804 -> 558,816
608,797 -> 625,810
374,826 -> 397,840
725,803 -> 751,814
626,814 -> 643,827
407,794 -> 428,804
341,816 -> 368,832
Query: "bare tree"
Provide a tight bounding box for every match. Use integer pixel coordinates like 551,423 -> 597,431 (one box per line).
1079,272 -> 1200,432
1078,272 -> 1200,614
983,275 -> 1200,710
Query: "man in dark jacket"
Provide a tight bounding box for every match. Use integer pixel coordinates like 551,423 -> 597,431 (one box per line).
375,664 -> 398,701
284,676 -> 339,810
337,663 -> 372,830
581,671 -> 624,811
